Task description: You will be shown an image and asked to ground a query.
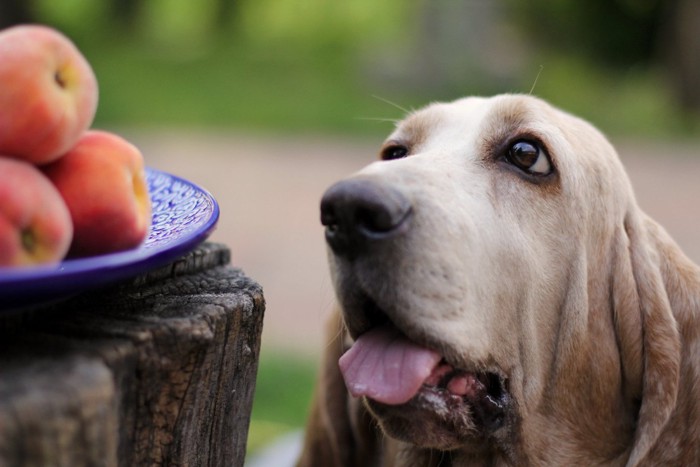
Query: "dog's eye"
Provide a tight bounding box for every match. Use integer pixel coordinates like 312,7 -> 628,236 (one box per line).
381,144 -> 409,161
506,140 -> 551,175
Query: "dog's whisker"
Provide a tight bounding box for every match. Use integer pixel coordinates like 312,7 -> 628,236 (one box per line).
529,65 -> 544,95
325,315 -> 348,354
354,116 -> 401,124
371,94 -> 412,115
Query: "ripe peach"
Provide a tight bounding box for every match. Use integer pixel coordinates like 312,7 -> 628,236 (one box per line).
0,25 -> 98,165
0,157 -> 73,266
43,130 -> 152,257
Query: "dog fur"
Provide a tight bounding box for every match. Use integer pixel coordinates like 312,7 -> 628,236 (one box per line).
297,94 -> 700,466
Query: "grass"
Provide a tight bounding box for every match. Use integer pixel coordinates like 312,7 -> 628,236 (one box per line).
23,1 -> 700,140
247,350 -> 318,455
79,36 -> 418,137
526,56 -> 700,138
78,36 -> 698,140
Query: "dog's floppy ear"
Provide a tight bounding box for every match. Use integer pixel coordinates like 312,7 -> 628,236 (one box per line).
296,310 -> 380,467
614,208 -> 681,467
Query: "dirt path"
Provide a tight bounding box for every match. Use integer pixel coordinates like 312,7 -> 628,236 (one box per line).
123,130 -> 700,357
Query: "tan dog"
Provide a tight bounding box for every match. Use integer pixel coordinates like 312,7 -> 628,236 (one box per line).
297,95 -> 700,466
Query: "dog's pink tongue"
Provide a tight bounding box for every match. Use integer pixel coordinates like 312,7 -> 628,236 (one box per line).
339,325 -> 441,405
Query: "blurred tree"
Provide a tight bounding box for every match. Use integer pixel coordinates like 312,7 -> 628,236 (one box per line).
662,0 -> 700,111
369,0 -> 525,96
215,0 -> 239,31
508,0 -> 666,66
0,0 -> 35,29
509,0 -> 700,112
110,0 -> 141,32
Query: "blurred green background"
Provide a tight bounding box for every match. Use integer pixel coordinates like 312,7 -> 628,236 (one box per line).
5,0 -> 700,137
4,0 -> 698,461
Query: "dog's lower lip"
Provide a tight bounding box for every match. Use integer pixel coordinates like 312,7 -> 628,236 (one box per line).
419,365 -> 508,432
476,392 -> 508,432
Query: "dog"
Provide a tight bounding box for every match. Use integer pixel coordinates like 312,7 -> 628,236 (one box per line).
296,94 -> 700,466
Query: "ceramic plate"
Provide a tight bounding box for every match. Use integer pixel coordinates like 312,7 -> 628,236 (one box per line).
0,168 -> 220,311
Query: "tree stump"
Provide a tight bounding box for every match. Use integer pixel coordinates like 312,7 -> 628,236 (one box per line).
0,242 -> 265,467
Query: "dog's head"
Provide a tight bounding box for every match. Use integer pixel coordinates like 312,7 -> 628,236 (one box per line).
320,94 -> 651,460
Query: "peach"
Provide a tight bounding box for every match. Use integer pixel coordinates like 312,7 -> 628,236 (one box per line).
0,157 -> 73,266
43,130 -> 151,257
0,25 -> 98,165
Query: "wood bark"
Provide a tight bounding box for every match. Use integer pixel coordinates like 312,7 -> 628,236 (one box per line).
0,242 -> 265,467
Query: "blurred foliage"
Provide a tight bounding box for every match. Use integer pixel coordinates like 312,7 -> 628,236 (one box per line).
507,0 -> 668,67
20,0 -> 426,137
508,0 -> 700,114
5,0 -> 697,137
247,350 -> 316,454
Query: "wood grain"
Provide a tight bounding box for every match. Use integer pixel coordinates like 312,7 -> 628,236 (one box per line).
0,243 -> 265,467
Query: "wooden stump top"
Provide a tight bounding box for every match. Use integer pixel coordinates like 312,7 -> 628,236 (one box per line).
0,242 -> 265,467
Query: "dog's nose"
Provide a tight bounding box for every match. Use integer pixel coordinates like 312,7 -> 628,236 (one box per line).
320,179 -> 412,257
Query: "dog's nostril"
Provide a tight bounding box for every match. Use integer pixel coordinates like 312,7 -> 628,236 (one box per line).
320,210 -> 339,231
320,178 -> 412,257
355,206 -> 396,234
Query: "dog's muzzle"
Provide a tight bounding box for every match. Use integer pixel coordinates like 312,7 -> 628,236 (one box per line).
320,178 -> 412,258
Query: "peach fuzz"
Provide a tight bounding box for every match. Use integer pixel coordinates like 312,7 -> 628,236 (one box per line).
0,157 -> 73,266
0,24 -> 98,165
43,130 -> 151,257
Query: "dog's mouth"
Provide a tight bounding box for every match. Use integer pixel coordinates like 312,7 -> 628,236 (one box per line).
339,323 -> 511,438
420,361 -> 509,433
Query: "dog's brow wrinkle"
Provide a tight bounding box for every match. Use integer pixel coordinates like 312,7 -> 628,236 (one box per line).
478,98 -> 531,154
399,111 -> 443,149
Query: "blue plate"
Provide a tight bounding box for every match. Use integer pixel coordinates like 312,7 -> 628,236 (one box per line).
0,168 -> 220,311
